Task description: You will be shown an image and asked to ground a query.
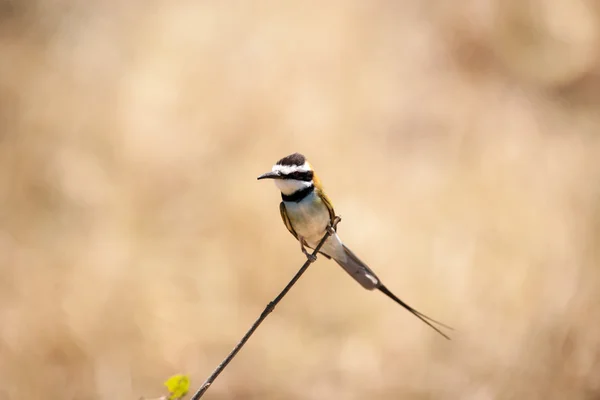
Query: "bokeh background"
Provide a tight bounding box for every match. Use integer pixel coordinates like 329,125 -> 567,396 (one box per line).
2,1 -> 600,399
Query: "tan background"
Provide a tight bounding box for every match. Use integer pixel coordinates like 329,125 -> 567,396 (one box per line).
2,1 -> 600,399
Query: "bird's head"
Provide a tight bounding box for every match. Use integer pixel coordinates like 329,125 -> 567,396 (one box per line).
257,152 -> 316,196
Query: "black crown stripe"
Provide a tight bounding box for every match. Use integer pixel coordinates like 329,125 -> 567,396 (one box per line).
276,152 -> 306,167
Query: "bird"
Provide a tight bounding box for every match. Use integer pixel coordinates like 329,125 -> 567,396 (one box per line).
257,152 -> 452,339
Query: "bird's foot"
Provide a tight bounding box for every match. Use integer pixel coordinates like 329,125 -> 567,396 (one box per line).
327,216 -> 342,234
300,239 -> 318,262
303,249 -> 317,262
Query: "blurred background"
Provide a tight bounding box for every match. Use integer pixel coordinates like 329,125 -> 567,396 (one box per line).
2,1 -> 600,399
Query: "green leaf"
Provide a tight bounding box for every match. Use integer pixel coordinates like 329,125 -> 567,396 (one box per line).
164,374 -> 190,400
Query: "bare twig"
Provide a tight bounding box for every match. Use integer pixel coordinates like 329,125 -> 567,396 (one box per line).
190,216 -> 342,400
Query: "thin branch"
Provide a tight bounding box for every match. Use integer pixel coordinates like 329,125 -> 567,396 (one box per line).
190,216 -> 342,400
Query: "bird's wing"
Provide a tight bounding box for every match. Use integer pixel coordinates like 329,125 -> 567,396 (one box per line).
279,202 -> 298,240
317,188 -> 337,231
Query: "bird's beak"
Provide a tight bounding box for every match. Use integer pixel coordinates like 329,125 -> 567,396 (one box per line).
257,171 -> 281,180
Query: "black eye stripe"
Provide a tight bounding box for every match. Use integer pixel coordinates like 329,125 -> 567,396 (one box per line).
284,170 -> 313,181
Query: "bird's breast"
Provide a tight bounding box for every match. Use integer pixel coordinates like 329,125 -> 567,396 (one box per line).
283,192 -> 330,244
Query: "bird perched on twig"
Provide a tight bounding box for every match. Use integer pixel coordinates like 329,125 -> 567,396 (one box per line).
258,152 -> 452,339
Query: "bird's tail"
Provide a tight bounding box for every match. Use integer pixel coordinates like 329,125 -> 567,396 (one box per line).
334,244 -> 453,340
333,244 -> 381,290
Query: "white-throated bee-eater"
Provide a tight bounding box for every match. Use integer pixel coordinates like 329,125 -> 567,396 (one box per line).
258,152 -> 451,339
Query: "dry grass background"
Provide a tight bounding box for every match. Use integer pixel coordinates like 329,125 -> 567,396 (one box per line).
2,1 -> 600,399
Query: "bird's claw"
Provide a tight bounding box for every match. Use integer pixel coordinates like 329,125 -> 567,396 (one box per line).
327,216 -> 341,234
304,252 -> 317,262
300,238 -> 318,262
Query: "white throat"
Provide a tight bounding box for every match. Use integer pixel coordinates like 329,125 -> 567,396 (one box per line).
274,179 -> 313,196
